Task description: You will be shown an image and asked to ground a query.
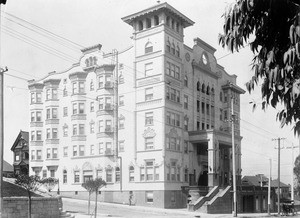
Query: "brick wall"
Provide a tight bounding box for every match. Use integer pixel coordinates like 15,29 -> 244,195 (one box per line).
2,197 -> 59,218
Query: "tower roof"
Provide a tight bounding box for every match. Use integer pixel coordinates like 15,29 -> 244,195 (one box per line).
122,2 -> 194,28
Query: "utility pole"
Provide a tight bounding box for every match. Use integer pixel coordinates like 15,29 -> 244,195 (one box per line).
273,137 -> 285,215
268,158 -> 272,215
285,144 -> 298,202
231,96 -> 237,217
0,1 -> 8,212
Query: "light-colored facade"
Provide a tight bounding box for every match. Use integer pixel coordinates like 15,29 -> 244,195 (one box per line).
28,3 -> 244,208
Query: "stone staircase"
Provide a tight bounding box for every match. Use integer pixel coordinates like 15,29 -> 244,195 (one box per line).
188,186 -> 232,214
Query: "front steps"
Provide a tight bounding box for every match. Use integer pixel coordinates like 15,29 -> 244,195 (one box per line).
188,186 -> 232,214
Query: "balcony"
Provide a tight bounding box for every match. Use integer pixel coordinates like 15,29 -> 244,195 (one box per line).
71,114 -> 87,121
45,119 -> 59,125
71,135 -> 87,141
30,122 -> 43,127
45,158 -> 59,167
30,160 -> 43,168
45,139 -> 59,144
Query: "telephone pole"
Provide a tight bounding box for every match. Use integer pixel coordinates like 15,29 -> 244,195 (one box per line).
273,137 -> 285,215
285,144 -> 298,202
230,96 -> 237,217
268,158 -> 272,215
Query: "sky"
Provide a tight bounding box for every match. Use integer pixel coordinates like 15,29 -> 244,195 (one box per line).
1,0 -> 298,184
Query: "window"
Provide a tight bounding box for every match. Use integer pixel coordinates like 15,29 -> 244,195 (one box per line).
63,125 -> 68,137
52,128 -> 58,139
46,89 -> 50,100
129,166 -> 134,182
74,171 -> 80,183
83,171 -> 93,182
31,93 -> 35,103
79,103 -> 85,114
105,120 -> 112,131
146,191 -> 153,203
175,66 -> 180,79
184,141 -> 188,153
146,18 -> 151,28
140,167 -> 145,181
79,124 -> 85,135
63,170 -> 67,183
146,161 -> 154,181
176,45 -> 180,57
30,151 -> 35,160
79,145 -> 85,156
43,170 -> 47,178
99,142 -> 104,154
63,147 -> 68,157
63,87 -> 67,96
166,40 -> 171,53
98,120 -> 104,132
184,95 -> 188,109
99,98 -> 104,110
46,109 -> 51,119
201,102 -> 205,114
36,111 -> 41,121
206,104 -> 210,115
184,168 -> 188,182
224,91 -> 228,102
47,148 -> 51,159
36,93 -> 41,103
52,148 -> 58,158
220,109 -> 223,120
52,89 -> 58,99
90,145 -> 94,155
73,146 -> 78,156
171,43 -> 175,54
145,112 -> 153,126
36,131 -> 42,140
119,141 -> 124,152
99,75 -> 104,88
90,80 -> 94,91
106,142 -> 112,154
119,117 -> 124,129
72,124 -> 77,136
224,110 -> 228,121
171,161 -> 176,181
115,167 -> 120,182
166,87 -> 180,103
96,169 -> 103,179
31,112 -> 35,122
119,95 -> 124,106
145,88 -> 153,101
106,169 -> 112,183
72,103 -> 77,115
90,102 -> 94,112
72,82 -> 77,94
154,15 -> 159,25
145,137 -> 154,150
90,122 -> 95,133
79,82 -> 85,94
50,170 -> 55,178
138,20 -> 143,31
119,73 -> 124,84
46,129 -> 51,139
220,92 -> 223,102
166,111 -> 180,127
184,75 -> 188,87
184,117 -> 188,131
145,42 -> 153,53
145,63 -> 153,76
36,150 -> 42,160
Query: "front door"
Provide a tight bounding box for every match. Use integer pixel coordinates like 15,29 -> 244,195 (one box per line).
198,170 -> 208,186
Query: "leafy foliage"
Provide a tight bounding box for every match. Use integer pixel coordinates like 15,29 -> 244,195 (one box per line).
294,155 -> 300,196
15,174 -> 41,193
40,177 -> 58,192
219,0 -> 300,134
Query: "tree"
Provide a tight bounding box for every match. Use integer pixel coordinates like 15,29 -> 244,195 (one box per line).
81,179 -> 95,215
91,178 -> 106,218
15,175 -> 42,218
219,0 -> 300,134
41,177 -> 58,193
294,155 -> 300,196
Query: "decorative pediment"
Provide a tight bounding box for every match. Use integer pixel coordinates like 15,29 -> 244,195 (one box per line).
105,165 -> 113,171
95,164 -> 103,170
73,165 -> 80,172
143,127 -> 156,138
82,162 -> 93,171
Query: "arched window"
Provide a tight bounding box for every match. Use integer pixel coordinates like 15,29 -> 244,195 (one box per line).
211,88 -> 215,96
206,85 -> 210,95
146,18 -> 151,28
166,16 -> 170,26
129,166 -> 134,182
89,57 -> 93,66
197,81 -> 200,91
154,15 -> 159,26
138,20 -> 143,31
171,19 -> 175,29
166,40 -> 171,53
202,83 -> 206,93
145,42 -> 153,53
176,45 -> 180,57
171,43 -> 175,55
115,167 -> 120,182
184,75 -> 188,87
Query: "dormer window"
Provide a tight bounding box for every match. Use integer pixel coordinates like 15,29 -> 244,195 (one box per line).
146,18 -> 151,28
145,42 -> 153,54
138,21 -> 143,31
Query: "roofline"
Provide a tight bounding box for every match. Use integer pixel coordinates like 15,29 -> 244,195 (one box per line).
122,2 -> 194,28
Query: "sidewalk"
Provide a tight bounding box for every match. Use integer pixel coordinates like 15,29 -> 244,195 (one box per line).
62,197 -> 284,218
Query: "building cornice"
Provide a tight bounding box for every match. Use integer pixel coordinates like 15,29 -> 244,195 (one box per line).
222,81 -> 246,94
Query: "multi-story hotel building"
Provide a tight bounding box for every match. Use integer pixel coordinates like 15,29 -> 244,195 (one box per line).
28,2 -> 244,209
